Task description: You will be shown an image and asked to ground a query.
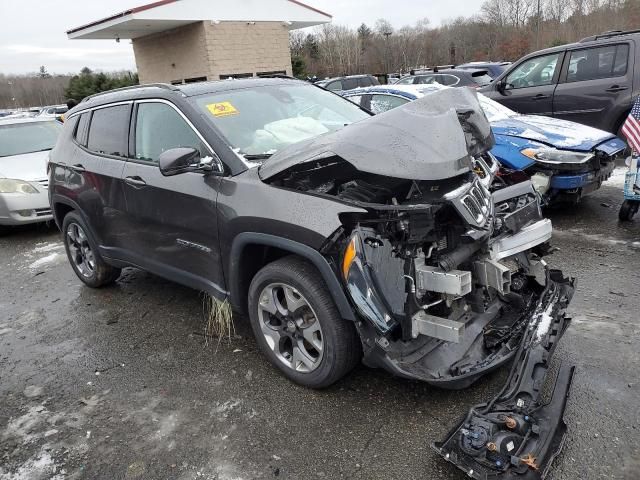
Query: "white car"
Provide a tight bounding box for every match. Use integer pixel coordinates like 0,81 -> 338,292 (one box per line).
0,117 -> 62,231
38,105 -> 68,118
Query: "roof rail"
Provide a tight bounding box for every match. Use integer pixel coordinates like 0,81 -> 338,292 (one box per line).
254,74 -> 297,80
580,29 -> 640,42
80,83 -> 179,103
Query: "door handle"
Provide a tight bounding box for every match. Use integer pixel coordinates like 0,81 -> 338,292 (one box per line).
532,94 -> 550,100
124,176 -> 147,187
606,85 -> 628,92
70,164 -> 85,173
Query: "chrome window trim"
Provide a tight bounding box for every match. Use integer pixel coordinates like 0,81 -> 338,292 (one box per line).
133,98 -> 224,173
66,101 -> 133,120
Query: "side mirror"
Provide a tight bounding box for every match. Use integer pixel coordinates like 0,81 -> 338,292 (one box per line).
159,147 -> 223,177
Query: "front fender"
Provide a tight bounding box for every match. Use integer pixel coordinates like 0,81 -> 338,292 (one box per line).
228,232 -> 356,321
491,135 -> 538,170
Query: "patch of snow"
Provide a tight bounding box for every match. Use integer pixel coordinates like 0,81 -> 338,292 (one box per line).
604,167 -> 629,188
31,242 -> 63,254
28,253 -> 60,270
517,128 -> 550,143
0,451 -> 64,480
518,115 -> 611,148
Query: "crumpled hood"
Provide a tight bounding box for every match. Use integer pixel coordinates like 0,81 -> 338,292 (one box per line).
0,150 -> 49,181
260,88 -> 494,181
491,114 -> 615,151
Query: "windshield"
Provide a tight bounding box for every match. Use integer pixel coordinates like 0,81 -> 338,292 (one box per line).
194,84 -> 370,160
0,121 -> 62,157
477,94 -> 516,122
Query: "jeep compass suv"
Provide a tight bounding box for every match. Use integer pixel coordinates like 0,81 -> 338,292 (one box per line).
50,79 -> 575,479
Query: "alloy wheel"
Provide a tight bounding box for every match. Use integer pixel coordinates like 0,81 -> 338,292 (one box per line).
66,223 -> 95,278
257,282 -> 324,373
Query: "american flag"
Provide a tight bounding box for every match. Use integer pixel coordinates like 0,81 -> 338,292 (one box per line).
621,97 -> 640,154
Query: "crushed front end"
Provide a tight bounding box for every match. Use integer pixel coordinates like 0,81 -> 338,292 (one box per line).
261,88 -> 575,478
328,171 -> 575,479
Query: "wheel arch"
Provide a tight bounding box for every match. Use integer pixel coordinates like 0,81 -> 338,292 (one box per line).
51,195 -> 101,249
228,233 -> 355,321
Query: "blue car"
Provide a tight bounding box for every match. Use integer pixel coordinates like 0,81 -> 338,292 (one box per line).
341,84 -> 627,204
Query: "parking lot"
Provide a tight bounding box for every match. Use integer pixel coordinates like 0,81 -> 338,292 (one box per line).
0,171 -> 638,480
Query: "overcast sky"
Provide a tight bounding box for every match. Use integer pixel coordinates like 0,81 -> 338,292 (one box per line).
0,0 -> 485,75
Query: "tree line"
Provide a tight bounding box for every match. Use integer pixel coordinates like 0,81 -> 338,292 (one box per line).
0,67 -> 138,110
290,0 -> 640,77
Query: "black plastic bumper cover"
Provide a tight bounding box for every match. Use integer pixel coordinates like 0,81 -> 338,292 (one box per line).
434,271 -> 575,479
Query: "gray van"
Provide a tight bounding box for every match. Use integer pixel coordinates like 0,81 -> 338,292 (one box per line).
481,29 -> 639,135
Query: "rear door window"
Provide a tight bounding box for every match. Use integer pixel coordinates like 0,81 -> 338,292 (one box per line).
86,104 -> 131,157
415,75 -> 438,85
325,80 -> 342,91
394,76 -> 414,85
438,74 -> 460,86
566,44 -> 629,82
358,77 -> 373,87
342,78 -> 359,90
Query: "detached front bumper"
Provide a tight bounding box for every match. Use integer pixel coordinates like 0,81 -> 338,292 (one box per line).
434,271 -> 575,479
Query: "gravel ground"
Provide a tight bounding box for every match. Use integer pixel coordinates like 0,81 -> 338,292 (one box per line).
1,171 -> 639,480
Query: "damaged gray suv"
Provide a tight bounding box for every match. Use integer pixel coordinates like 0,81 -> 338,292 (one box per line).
49,78 -> 575,479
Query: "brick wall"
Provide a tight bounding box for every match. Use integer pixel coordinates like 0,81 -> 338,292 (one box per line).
132,22 -> 210,84
204,21 -> 292,79
132,21 -> 293,84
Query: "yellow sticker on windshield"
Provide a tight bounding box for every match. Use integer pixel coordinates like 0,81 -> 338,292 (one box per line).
207,102 -> 238,117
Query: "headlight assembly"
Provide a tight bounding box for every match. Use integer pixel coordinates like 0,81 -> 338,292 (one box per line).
0,178 -> 39,194
520,147 -> 593,165
342,232 -> 396,333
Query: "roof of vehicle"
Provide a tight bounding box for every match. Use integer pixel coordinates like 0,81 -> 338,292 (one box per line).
315,74 -> 375,83
457,62 -> 511,68
72,77 -> 311,112
579,28 -> 640,43
342,84 -> 443,99
409,68 -> 489,76
511,31 -> 639,62
0,116 -> 60,125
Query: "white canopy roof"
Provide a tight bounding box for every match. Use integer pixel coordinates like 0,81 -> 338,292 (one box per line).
67,0 -> 331,40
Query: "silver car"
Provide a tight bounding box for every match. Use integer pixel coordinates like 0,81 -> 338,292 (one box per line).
0,117 -> 62,229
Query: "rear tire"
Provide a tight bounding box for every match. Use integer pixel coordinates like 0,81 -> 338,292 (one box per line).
618,200 -> 638,222
62,211 -> 121,287
247,256 -> 361,389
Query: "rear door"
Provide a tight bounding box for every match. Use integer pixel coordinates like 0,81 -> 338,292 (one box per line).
69,103 -> 131,250
552,43 -> 633,131
120,99 -> 225,296
494,51 -> 564,114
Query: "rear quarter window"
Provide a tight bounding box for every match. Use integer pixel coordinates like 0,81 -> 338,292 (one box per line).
74,113 -> 90,146
86,105 -> 131,157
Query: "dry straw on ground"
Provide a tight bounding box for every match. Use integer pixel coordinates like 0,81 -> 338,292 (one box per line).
202,294 -> 235,350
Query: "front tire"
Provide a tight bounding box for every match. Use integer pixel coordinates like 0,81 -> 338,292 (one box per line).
248,256 -> 361,388
619,200 -> 638,222
62,211 -> 121,287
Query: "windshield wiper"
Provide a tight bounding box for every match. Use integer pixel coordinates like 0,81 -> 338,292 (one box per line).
243,153 -> 273,161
